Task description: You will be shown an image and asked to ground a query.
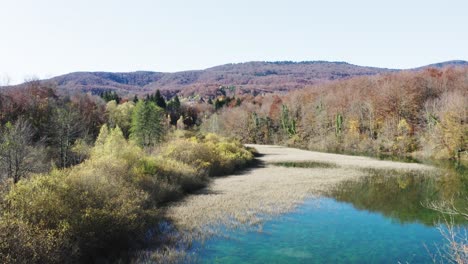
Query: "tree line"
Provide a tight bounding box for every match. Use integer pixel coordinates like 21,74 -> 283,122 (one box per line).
0,82 -> 200,183
202,67 -> 467,161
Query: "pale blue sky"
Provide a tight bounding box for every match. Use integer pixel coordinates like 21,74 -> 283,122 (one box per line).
0,0 -> 466,84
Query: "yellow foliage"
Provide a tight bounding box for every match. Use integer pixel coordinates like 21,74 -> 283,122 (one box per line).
397,118 -> 411,135
0,129 -> 254,262
160,133 -> 253,176
348,119 -> 360,136
397,177 -> 410,189
106,101 -> 135,136
439,111 -> 466,156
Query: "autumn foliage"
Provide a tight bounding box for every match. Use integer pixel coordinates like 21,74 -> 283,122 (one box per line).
203,67 -> 467,160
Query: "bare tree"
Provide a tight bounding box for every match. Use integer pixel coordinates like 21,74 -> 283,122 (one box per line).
426,199 -> 468,264
0,119 -> 40,183
48,106 -> 83,168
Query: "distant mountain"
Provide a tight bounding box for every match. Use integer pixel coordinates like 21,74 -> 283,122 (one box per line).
8,60 -> 468,97
415,60 -> 468,69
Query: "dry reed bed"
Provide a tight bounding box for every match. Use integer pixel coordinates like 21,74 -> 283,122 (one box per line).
166,145 -> 433,238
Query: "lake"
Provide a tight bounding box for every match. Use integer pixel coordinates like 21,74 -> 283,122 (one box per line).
191,164 -> 467,263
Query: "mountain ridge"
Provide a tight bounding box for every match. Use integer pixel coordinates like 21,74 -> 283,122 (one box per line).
6,60 -> 468,97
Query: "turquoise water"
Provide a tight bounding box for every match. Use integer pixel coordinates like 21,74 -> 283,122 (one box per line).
193,198 -> 444,263
193,166 -> 467,263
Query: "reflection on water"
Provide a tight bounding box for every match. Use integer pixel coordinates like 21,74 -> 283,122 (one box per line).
194,163 -> 467,263
193,198 -> 447,263
327,164 -> 468,226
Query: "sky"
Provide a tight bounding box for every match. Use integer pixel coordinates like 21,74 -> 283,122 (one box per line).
0,0 -> 467,84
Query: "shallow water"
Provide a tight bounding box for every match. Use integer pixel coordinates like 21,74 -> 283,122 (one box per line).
192,166 -> 467,263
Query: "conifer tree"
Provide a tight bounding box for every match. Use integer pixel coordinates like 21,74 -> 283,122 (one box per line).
154,90 -> 166,109
130,101 -> 165,146
167,95 -> 182,126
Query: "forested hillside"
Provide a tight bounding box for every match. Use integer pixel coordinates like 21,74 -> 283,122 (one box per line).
203,67 -> 468,161
48,61 -> 397,96
5,60 -> 466,98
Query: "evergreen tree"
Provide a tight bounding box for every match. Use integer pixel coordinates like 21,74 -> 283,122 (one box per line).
167,96 -> 181,126
100,90 -> 121,103
130,101 -> 165,146
154,90 -> 166,109
113,91 -> 121,104
214,99 -> 224,110
173,95 -> 181,109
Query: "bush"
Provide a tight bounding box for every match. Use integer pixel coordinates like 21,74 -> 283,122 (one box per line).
160,133 -> 254,177
0,127 -> 155,262
0,128 -> 254,263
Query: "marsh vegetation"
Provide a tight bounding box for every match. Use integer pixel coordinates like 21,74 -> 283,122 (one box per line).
150,145 -> 467,263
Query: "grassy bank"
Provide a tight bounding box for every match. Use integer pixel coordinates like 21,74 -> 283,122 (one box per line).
0,128 -> 254,263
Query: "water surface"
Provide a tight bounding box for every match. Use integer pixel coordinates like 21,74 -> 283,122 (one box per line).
193,165 -> 467,263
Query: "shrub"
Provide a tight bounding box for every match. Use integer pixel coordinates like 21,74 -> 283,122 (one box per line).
0,128 -> 254,263
160,133 -> 254,177
0,127 -> 155,262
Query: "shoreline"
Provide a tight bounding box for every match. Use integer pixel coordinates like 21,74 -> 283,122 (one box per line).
165,145 -> 433,238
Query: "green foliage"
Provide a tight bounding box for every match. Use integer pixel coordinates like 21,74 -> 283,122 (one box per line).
280,105 -> 296,137
144,90 -> 166,109
106,100 -> 135,138
154,90 -> 167,109
130,101 -> 166,146
100,90 -> 121,103
167,95 -> 181,111
214,97 -> 235,110
167,96 -> 181,126
335,113 -> 343,136
214,98 -> 224,110
329,166 -> 467,225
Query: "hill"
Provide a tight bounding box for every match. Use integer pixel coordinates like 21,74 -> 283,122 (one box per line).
7,60 -> 468,98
